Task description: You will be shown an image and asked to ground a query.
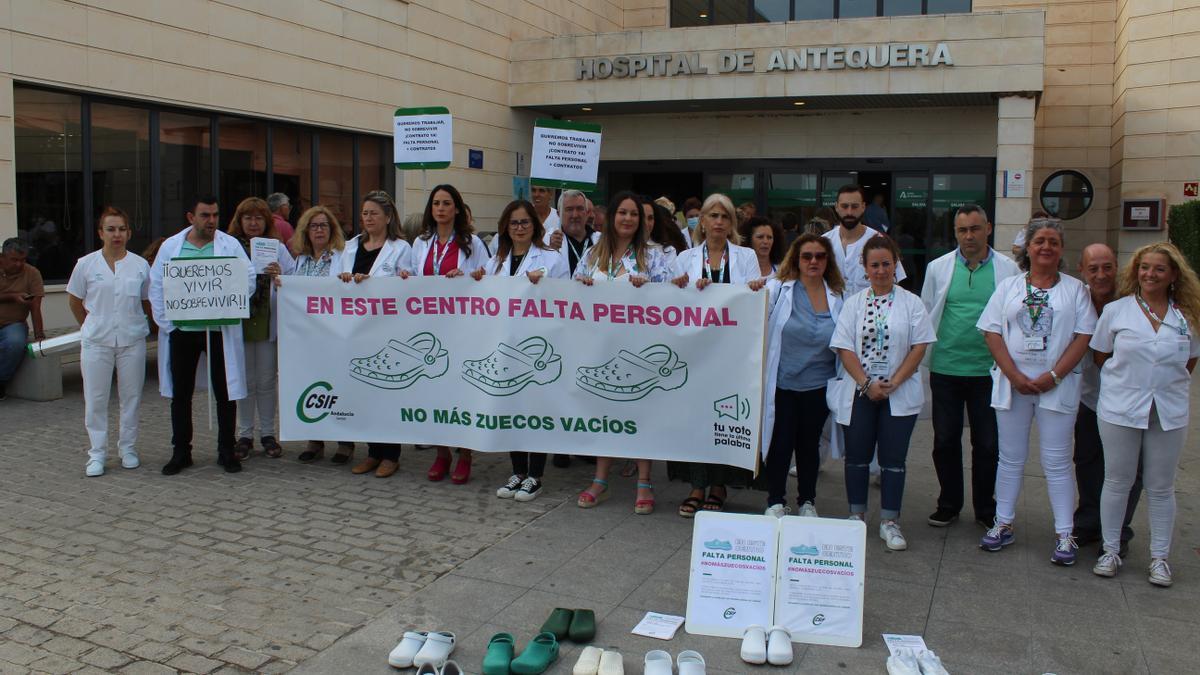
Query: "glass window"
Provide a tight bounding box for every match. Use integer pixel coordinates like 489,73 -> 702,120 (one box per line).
927,0 -> 971,13
838,0 -> 877,18
795,1 -> 835,20
753,0 -> 789,21
891,174 -> 930,289
91,103 -> 152,257
931,172 -> 988,253
883,0 -> 922,16
159,112 -> 212,234
672,0 -> 711,26
271,126 -> 313,233
712,0 -> 748,25
14,88 -> 83,282
217,117 -> 266,226
704,172 -> 755,207
1040,170 -> 1093,221
766,172 -> 817,238
355,138 -> 387,237
821,172 -> 857,208
318,132 -> 354,236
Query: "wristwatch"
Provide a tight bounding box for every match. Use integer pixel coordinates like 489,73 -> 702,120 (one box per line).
1049,370 -> 1062,386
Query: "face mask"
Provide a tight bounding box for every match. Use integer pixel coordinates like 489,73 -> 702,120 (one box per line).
686,216 -> 699,230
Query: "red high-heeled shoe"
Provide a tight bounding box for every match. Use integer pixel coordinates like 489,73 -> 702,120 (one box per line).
450,452 -> 472,484
427,453 -> 451,482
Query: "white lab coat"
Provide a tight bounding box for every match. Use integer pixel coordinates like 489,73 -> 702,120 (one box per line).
149,228 -> 251,400
823,226 -> 907,296
1090,296 -> 1200,431
544,229 -> 600,275
340,236 -> 413,277
829,286 -> 937,423
410,233 -> 490,276
671,243 -> 760,284
919,248 -> 1020,367
485,245 -> 570,279
760,278 -> 844,458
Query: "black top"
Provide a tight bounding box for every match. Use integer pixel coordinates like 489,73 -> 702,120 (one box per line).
509,252 -> 526,276
352,244 -> 382,275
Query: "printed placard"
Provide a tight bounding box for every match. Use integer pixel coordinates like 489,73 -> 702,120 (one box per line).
394,107 -> 453,169
775,516 -> 866,648
162,256 -> 250,326
251,237 -> 278,274
685,512 -> 778,638
530,119 -> 602,191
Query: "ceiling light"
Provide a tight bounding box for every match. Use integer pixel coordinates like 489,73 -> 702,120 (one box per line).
793,101 -> 805,106
581,107 -> 592,111
699,12 -> 708,18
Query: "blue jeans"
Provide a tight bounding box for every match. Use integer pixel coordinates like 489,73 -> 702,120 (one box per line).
842,395 -> 917,520
0,322 -> 28,382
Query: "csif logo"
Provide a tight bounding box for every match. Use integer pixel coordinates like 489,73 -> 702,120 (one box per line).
297,381 -> 338,423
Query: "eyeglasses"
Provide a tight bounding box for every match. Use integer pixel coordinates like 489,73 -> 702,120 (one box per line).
308,222 -> 330,230
508,219 -> 533,229
800,252 -> 827,261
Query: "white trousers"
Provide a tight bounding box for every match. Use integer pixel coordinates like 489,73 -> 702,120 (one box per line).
1099,409 -> 1185,560
995,392 -> 1078,534
82,340 -> 146,461
237,339 -> 278,439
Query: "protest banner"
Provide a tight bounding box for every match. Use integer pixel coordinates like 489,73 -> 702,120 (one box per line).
277,275 -> 766,467
530,119 -> 602,191
162,256 -> 250,327
393,107 -> 453,170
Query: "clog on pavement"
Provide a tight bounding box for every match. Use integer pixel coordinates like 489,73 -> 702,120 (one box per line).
740,624 -> 767,665
387,630 -> 427,668
412,631 -> 456,668
510,631 -> 559,675
481,632 -> 515,675
643,650 -> 672,675
677,650 -> 706,675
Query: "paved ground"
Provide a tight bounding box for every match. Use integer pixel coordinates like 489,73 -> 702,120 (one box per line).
0,364 -> 1197,674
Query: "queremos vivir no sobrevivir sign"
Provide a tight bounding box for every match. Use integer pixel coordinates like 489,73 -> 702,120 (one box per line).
576,43 -> 953,79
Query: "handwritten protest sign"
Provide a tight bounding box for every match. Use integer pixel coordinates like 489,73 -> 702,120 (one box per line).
530,119 -> 602,190
162,256 -> 250,326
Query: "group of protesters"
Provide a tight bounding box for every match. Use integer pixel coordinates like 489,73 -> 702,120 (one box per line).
6,179 -> 1195,588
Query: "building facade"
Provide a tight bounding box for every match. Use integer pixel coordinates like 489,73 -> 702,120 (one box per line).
0,0 -> 1193,328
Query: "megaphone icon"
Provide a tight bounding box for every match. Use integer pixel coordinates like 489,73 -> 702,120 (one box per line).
714,394 -> 749,420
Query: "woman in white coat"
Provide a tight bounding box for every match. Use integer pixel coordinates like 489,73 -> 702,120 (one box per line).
407,184 -> 491,485
228,197 -> 295,461
830,235 -> 936,551
339,190 -> 413,478
470,200 -> 569,501
761,233 -> 844,518
1090,243 -> 1200,586
668,192 -> 761,516
67,206 -> 153,477
285,206 -> 347,463
977,218 -> 1095,566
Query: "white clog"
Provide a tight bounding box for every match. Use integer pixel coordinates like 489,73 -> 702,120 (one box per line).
597,649 -> 624,675
412,631 -> 456,668
573,646 -> 603,675
677,649 -> 706,675
643,649 -> 672,675
740,624 -> 767,664
387,630 -> 427,668
766,625 -> 793,666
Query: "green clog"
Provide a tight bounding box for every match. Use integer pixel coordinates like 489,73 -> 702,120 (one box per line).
568,608 -> 596,643
481,632 -> 515,675
539,607 -> 573,640
510,631 -> 559,675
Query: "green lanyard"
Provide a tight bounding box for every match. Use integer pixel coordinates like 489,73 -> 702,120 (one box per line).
606,245 -> 636,280
867,289 -> 895,355
1023,274 -> 1052,331
1137,294 -> 1189,336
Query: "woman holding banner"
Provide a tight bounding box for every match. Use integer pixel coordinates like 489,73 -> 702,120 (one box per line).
830,236 -> 936,551
339,190 -> 413,478
470,200 -> 568,501
575,191 -> 671,515
407,184 -> 490,485
229,197 -> 295,460
668,193 -> 761,516
66,206 -> 153,477
285,206 -> 348,463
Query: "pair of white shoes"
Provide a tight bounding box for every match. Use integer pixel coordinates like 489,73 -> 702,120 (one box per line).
573,646 -> 623,675
886,648 -> 950,675
85,452 -> 140,477
388,630 -> 456,669
644,649 -> 704,675
740,625 -> 792,666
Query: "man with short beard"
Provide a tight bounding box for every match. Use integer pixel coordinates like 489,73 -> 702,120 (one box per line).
822,184 -> 906,295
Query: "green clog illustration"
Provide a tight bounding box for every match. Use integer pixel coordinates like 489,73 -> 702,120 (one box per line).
462,336 -> 562,396
349,331 -> 449,389
575,344 -> 688,401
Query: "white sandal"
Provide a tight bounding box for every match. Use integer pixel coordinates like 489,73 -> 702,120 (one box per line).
412,630 -> 456,668
387,630 -> 427,668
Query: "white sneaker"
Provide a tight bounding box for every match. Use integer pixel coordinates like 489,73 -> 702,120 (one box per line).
85,460 -> 104,477
764,504 -> 789,519
797,502 -> 818,518
121,452 -> 140,469
880,520 -> 907,551
1148,558 -> 1173,587
916,649 -> 949,675
886,647 -> 921,675
847,512 -> 865,522
1093,551 -> 1122,578
788,464 -> 797,476
514,477 -> 542,502
496,474 -> 522,499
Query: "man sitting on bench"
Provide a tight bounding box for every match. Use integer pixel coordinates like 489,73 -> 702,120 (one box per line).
0,238 -> 45,400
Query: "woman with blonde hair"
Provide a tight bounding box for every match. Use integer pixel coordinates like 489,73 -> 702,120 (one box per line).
1090,242 -> 1200,586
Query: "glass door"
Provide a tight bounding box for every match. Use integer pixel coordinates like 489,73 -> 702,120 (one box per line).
766,171 -> 818,243
892,173 -> 930,290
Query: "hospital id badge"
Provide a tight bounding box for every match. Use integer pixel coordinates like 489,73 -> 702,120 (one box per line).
868,360 -> 890,376
1023,335 -> 1047,351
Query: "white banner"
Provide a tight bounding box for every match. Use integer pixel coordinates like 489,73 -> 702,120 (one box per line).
162,256 -> 250,324
278,276 -> 766,467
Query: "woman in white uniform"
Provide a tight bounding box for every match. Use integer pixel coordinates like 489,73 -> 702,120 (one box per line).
66,206 -> 152,477
470,200 -> 569,501
976,218 -> 1096,566
575,191 -> 671,515
407,184 -> 491,485
1090,242 -> 1200,586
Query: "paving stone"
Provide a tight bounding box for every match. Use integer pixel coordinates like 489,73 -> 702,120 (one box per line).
216,645 -> 272,670
118,661 -> 179,675
80,645 -> 133,670
166,652 -> 224,673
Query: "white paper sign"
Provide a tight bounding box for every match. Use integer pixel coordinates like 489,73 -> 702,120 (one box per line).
1003,169 -> 1028,198
775,516 -> 866,648
162,257 -> 250,325
251,237 -> 278,274
530,119 -> 602,190
1130,206 -> 1151,220
685,512 -> 778,638
882,634 -> 928,656
631,612 -> 686,640
393,107 -> 453,169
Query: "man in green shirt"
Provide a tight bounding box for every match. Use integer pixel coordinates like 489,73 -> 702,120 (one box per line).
920,205 -> 1020,528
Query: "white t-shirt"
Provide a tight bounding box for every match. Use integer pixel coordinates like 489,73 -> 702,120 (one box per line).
976,273 -> 1097,412
66,250 -> 151,348
823,226 -> 907,296
1090,295 -> 1199,431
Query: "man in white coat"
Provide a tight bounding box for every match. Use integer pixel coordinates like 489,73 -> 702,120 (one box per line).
920,204 -> 1020,528
823,184 -> 906,295
149,195 -> 252,475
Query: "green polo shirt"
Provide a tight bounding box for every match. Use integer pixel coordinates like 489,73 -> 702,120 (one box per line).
931,256 -> 995,377
177,240 -> 215,332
